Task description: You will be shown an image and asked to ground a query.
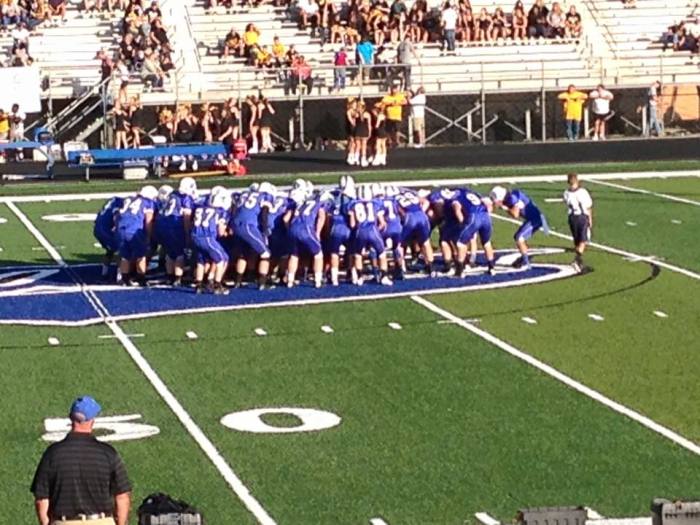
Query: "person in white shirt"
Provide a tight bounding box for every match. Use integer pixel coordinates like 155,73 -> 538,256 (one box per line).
563,172 -> 593,272
409,86 -> 426,147
441,2 -> 458,53
588,84 -> 613,141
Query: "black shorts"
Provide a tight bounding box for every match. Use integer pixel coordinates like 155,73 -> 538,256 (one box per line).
593,112 -> 610,121
569,214 -> 590,244
386,119 -> 400,135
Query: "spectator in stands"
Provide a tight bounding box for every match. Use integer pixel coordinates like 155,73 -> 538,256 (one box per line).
318,0 -> 336,47
527,0 -> 549,38
662,23 -> 683,51
589,84 -> 613,141
149,17 -> 169,49
11,21 -> 30,52
297,0 -> 319,34
547,2 -> 565,38
475,8 -> 492,42
0,109 -> 9,141
557,84 -> 587,141
397,33 -> 419,89
677,27 -> 697,52
356,35 -> 375,82
333,46 -> 349,92
272,36 -> 286,67
175,104 -> 195,143
49,0 -> 67,23
391,0 -> 408,38
457,0 -> 473,42
407,0 -> 428,43
205,0 -> 233,15
2,0 -> 26,29
409,86 -> 426,147
113,101 -> 130,149
382,83 -> 407,147
647,80 -> 663,137
243,23 -> 260,58
222,27 -> 244,59
490,8 -> 508,39
565,6 -> 581,38
119,33 -> 137,69
441,2 -> 458,52
141,47 -> 165,90
512,1 -> 527,39
289,54 -> 313,94
622,0 -> 636,9
155,107 -> 174,142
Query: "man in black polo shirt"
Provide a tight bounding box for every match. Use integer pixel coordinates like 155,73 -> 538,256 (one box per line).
31,396 -> 131,525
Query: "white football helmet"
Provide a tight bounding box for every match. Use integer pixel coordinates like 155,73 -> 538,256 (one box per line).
289,188 -> 306,206
371,183 -> 384,197
210,185 -> 226,196
258,182 -> 275,195
178,176 -> 198,197
359,184 -> 374,201
304,180 -> 314,198
140,185 -> 159,201
210,190 -> 232,210
293,178 -> 306,192
490,185 -> 507,203
157,184 -> 174,204
340,174 -> 357,199
249,182 -> 260,192
384,185 -> 399,197
319,190 -> 334,204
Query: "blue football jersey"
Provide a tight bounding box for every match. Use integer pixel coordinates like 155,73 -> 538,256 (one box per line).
504,189 -> 541,222
380,197 -> 401,229
456,188 -> 488,216
350,199 -> 383,228
268,195 -> 292,234
95,197 -> 123,232
233,191 -> 270,225
192,205 -> 226,239
397,191 -> 424,214
160,191 -> 194,229
117,195 -> 155,234
292,199 -> 324,228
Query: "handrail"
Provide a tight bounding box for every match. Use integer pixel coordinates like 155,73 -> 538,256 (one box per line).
184,5 -> 204,76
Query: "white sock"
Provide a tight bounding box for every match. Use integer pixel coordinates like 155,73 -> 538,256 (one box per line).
330,267 -> 339,284
314,271 -> 322,287
116,270 -> 122,283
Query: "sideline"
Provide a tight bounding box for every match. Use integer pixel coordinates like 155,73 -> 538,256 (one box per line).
6,200 -> 278,525
411,295 -> 700,457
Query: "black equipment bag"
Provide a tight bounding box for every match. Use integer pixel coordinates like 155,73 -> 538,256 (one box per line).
138,492 -> 205,525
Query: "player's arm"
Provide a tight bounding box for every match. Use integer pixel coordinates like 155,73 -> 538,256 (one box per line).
182,207 -> 193,242
259,206 -> 269,236
348,210 -> 357,229
114,491 -> 131,525
143,209 -> 154,240
508,204 -> 521,219
316,208 -> 326,238
451,200 -> 464,224
377,210 -> 387,231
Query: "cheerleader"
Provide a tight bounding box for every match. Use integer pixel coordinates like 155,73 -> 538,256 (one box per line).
371,103 -> 388,166
345,97 -> 358,165
354,101 -> 372,167
246,96 -> 260,154
113,101 -> 130,149
258,97 -> 276,153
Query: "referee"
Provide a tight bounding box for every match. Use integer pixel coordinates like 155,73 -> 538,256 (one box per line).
31,396 -> 131,525
563,172 -> 593,272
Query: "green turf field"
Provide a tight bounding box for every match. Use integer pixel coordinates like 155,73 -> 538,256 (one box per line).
1,169 -> 698,525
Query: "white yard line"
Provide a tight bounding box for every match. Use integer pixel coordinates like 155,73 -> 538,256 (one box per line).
491,213 -> 700,282
411,295 -> 700,456
2,170 -> 699,204
589,179 -> 700,207
7,200 -> 277,525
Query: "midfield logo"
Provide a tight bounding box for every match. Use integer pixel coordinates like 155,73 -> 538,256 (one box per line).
0,249 -> 578,326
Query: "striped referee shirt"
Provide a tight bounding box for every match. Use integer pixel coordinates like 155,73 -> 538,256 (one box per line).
31,432 -> 131,519
563,187 -> 593,216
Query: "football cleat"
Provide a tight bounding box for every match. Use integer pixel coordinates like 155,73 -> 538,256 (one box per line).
380,275 -> 393,286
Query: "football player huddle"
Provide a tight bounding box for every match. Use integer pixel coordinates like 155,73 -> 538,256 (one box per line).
93,176 -> 549,294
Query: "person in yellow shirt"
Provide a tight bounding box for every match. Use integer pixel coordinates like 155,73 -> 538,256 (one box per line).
558,84 -> 588,141
380,84 -> 407,146
0,109 -> 9,141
